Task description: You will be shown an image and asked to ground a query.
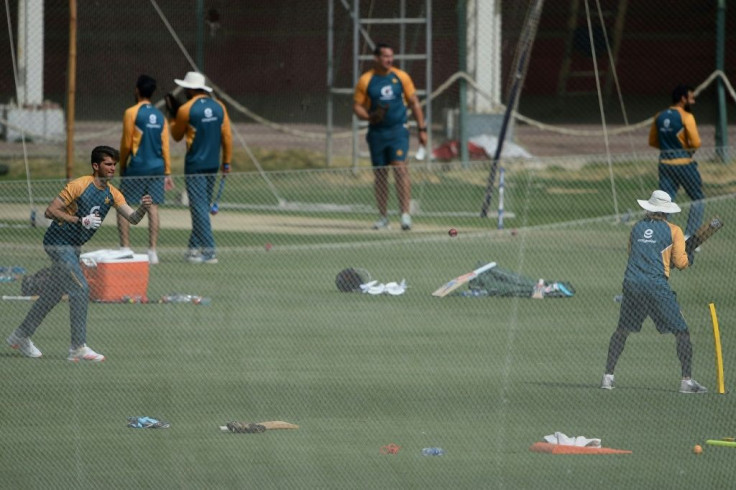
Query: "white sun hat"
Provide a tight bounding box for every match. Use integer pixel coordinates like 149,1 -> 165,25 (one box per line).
637,190 -> 681,214
174,71 -> 213,92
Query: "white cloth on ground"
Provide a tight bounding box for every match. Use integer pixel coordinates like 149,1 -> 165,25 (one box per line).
543,432 -> 601,447
359,279 -> 407,296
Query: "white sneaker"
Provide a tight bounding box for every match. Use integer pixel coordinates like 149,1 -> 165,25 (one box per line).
372,217 -> 390,230
202,254 -> 218,264
600,374 -> 615,390
680,378 -> 707,394
147,249 -> 159,265
67,344 -> 105,362
7,332 -> 42,358
400,213 -> 412,231
186,249 -> 203,264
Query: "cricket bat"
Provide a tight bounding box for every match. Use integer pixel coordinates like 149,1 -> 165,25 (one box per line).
432,262 -> 496,297
2,294 -> 69,301
219,420 -> 300,431
685,216 -> 724,254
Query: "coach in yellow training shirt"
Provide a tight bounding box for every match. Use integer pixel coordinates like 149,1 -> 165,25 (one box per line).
353,43 -> 427,231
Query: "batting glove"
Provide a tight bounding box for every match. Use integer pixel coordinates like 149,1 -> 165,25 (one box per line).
222,163 -> 231,174
81,213 -> 102,230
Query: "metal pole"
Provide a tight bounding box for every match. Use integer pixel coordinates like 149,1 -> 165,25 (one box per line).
457,0 -> 469,168
425,0 -> 432,166
195,0 -> 204,71
352,0 -> 359,172
715,0 -> 728,162
480,0 -> 544,217
399,0 -> 406,71
326,0 -> 334,167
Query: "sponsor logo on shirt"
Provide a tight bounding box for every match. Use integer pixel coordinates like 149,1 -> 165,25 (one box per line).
637,228 -> 657,244
146,113 -> 162,129
202,107 -> 218,122
380,84 -> 396,101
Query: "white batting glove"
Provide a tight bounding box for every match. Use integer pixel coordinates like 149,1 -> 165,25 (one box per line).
81,213 -> 102,230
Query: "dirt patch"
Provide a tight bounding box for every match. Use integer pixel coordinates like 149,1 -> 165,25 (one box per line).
1,204 -> 447,235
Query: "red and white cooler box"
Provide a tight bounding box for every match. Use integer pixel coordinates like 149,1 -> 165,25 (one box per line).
80,249 -> 149,302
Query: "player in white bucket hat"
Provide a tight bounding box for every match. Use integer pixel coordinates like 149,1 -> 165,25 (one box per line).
174,71 -> 213,93
167,71 -> 231,265
636,189 -> 681,214
601,190 -> 706,394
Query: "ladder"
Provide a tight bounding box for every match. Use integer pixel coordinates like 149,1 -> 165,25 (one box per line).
556,0 -> 628,97
326,0 -> 432,168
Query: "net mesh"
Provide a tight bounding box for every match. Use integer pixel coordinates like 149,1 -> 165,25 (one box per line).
1,1 -> 735,487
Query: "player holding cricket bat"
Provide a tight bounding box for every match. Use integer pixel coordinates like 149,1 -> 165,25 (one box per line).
601,190 -> 706,394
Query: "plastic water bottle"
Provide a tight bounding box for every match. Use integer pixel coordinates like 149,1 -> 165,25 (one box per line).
421,447 -> 445,456
161,294 -> 189,303
160,294 -> 211,305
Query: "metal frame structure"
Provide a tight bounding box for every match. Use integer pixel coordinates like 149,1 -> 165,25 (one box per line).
326,0 -> 432,168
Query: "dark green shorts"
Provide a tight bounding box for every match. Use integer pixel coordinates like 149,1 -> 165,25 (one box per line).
366,126 -> 410,167
120,175 -> 165,205
617,282 -> 688,334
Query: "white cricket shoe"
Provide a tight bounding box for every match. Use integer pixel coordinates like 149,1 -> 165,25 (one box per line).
400,213 -> 412,231
680,379 -> 707,394
372,216 -> 390,230
186,249 -> 203,264
600,374 -> 615,390
147,249 -> 159,265
67,344 -> 105,362
7,332 -> 42,358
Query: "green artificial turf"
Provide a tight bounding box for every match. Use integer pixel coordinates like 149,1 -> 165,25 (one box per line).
1,169 -> 734,489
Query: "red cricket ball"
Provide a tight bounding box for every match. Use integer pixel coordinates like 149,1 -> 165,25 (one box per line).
448,228 -> 458,237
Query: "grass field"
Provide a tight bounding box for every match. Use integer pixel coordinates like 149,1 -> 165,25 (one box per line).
1,160 -> 735,488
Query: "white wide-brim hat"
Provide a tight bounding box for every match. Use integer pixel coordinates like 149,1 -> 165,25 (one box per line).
174,71 -> 212,92
637,190 -> 681,214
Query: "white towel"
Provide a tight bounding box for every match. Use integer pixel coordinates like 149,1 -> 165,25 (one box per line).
543,432 -> 601,447
360,279 -> 407,296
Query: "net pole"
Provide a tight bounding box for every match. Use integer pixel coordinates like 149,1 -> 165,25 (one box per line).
480,0 -> 543,218
584,0 -> 619,220
65,0 -> 77,180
